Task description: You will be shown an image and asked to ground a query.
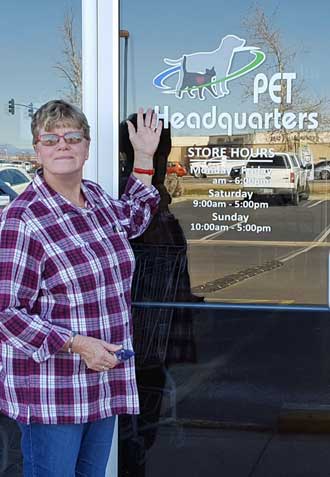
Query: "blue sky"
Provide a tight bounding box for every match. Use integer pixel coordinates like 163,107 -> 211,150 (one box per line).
1,0 -> 329,148
0,0 -> 81,149
120,0 -> 330,135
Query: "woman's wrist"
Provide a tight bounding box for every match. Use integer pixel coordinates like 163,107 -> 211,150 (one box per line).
62,331 -> 79,353
132,153 -> 154,186
68,331 -> 78,353
132,172 -> 153,187
70,334 -> 87,355
133,152 -> 154,170
133,167 -> 154,175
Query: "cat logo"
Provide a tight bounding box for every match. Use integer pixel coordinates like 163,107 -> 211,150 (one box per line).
153,34 -> 266,101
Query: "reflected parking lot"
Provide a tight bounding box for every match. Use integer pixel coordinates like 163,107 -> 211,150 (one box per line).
171,194 -> 330,305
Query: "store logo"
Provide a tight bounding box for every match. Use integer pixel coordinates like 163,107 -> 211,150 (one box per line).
153,34 -> 266,100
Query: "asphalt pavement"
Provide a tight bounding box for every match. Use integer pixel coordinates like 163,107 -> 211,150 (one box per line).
122,257 -> 330,477
146,425 -> 330,477
137,308 -> 330,477
169,197 -> 330,305
136,185 -> 330,477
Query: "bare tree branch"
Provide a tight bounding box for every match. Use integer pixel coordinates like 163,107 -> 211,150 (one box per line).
54,9 -> 82,106
241,4 -> 329,150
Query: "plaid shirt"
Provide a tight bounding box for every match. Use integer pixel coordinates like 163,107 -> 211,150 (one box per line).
0,170 -> 159,424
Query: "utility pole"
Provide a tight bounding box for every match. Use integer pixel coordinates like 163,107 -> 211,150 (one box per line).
0,148 -> 8,161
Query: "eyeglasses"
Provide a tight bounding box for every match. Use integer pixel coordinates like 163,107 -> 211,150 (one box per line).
36,131 -> 85,146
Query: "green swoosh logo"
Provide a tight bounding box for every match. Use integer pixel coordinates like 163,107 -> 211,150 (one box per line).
185,50 -> 266,92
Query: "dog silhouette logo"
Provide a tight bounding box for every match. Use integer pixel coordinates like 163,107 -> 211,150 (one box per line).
153,34 -> 266,100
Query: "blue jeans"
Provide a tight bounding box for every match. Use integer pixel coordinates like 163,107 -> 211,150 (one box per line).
17,416 -> 116,477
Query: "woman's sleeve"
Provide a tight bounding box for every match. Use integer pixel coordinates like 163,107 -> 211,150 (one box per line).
111,174 -> 160,239
0,218 -> 72,363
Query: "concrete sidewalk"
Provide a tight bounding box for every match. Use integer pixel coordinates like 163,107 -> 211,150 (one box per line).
147,425 -> 330,477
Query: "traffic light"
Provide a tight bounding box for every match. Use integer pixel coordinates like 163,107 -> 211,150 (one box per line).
28,103 -> 34,118
8,99 -> 15,115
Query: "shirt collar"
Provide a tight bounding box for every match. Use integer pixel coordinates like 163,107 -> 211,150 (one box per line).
32,168 -> 98,217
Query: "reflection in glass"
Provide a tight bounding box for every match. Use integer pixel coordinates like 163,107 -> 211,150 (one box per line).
119,115 -> 203,475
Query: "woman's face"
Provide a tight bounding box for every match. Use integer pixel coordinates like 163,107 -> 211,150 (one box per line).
34,126 -> 90,180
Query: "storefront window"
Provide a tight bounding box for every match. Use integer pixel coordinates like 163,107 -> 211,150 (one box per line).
0,0 -> 82,182
119,3 -> 330,475
0,2 -> 82,474
120,0 -> 330,307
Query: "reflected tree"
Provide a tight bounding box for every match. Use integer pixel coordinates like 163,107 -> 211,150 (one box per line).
54,9 -> 82,107
242,5 -> 330,151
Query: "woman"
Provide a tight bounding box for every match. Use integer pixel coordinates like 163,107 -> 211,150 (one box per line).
0,100 -> 162,476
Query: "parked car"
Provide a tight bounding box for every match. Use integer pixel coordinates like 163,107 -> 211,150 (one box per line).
0,179 -> 18,209
24,161 -> 33,173
242,153 -> 309,205
190,157 -> 247,178
230,165 -> 243,180
190,158 -> 220,178
167,162 -> 187,177
314,160 -> 330,180
0,160 -> 36,172
0,167 -> 31,195
289,153 -> 309,197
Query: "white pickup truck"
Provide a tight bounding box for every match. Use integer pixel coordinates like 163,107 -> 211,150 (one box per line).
242,153 -> 309,205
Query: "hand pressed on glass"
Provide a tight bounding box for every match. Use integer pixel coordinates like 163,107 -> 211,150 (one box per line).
126,107 -> 162,161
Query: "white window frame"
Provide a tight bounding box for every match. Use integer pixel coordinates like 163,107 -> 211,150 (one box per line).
82,0 -> 119,198
82,1 -> 119,475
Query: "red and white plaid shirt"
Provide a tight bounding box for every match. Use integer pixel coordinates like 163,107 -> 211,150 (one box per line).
0,170 -> 159,424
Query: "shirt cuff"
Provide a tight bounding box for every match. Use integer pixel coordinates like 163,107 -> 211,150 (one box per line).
32,326 -> 72,363
125,174 -> 160,203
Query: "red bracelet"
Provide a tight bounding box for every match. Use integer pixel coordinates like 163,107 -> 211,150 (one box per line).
133,167 -> 155,176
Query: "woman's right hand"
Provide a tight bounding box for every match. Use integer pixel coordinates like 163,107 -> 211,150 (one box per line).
72,335 -> 122,371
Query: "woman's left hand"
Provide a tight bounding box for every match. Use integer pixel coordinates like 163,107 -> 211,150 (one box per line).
126,107 -> 162,165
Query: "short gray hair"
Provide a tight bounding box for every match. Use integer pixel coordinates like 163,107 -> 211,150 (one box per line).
31,100 -> 90,145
